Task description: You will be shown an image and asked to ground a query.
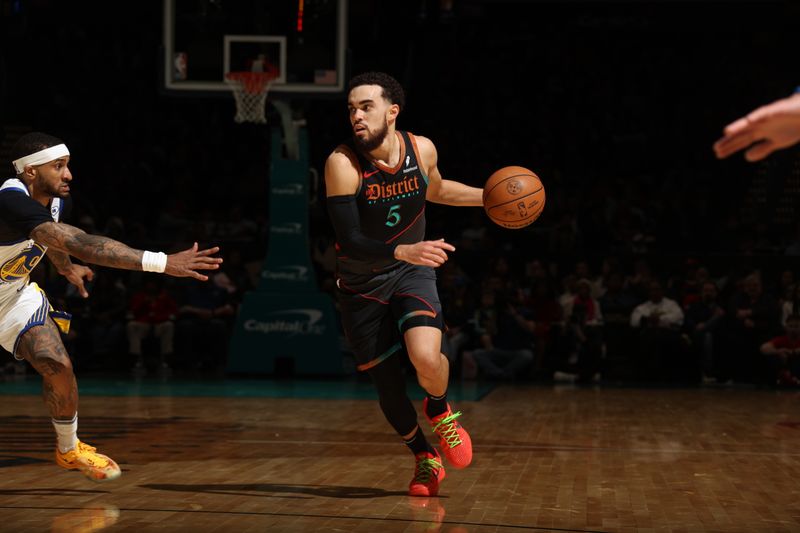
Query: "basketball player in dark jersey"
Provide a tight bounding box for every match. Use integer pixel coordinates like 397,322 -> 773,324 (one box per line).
325,72 -> 484,496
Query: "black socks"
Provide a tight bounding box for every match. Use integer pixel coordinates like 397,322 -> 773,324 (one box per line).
404,426 -> 435,456
425,392 -> 448,419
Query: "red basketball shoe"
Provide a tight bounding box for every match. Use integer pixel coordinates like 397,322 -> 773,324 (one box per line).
409,450 -> 446,497
424,398 -> 473,469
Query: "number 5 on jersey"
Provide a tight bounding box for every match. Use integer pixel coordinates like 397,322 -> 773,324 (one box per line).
385,204 -> 401,227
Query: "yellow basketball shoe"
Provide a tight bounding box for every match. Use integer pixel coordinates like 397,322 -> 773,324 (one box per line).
56,440 -> 121,482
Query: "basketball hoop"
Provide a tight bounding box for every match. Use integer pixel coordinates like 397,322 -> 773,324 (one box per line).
224,71 -> 277,124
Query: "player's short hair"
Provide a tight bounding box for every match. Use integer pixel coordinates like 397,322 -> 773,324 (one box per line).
11,132 -> 64,166
348,72 -> 405,110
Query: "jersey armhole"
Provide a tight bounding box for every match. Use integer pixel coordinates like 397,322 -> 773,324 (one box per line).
406,132 -> 429,183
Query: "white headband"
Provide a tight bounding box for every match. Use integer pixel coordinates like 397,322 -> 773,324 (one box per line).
12,144 -> 70,174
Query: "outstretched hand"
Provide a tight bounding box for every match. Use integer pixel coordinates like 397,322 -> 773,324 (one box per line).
165,242 -> 223,281
394,239 -> 455,268
62,264 -> 94,298
713,93 -> 800,162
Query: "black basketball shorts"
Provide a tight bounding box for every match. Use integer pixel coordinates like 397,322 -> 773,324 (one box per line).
335,263 -> 444,372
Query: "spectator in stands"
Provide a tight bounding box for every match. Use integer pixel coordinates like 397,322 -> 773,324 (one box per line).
175,278 -> 236,374
783,222 -> 800,256
775,269 -> 796,310
523,278 -> 564,377
727,273 -> 781,383
630,280 -> 685,381
669,259 -> 706,309
467,288 -> 535,381
760,314 -> 800,388
211,248 -> 253,307
598,256 -> 622,296
562,278 -> 604,383
599,271 -> 639,379
438,261 -> 477,372
781,283 -> 800,327
684,280 -> 726,384
558,273 -> 579,311
87,269 -> 128,364
625,258 -> 654,302
549,212 -> 581,254
127,278 -> 178,377
524,258 -> 554,288
217,203 -> 258,242
485,256 -> 518,296
574,260 -> 604,299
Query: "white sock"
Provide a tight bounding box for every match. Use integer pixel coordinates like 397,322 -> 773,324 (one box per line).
52,413 -> 78,453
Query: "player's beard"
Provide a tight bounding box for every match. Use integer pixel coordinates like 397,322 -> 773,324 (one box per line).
354,118 -> 389,152
38,177 -> 70,198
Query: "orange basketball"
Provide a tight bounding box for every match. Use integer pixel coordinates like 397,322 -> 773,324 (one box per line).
482,166 -> 545,229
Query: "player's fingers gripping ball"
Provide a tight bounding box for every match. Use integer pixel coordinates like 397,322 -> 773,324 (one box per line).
483,166 -> 545,229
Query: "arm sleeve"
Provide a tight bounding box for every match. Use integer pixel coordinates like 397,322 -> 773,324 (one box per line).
0,190 -> 56,236
326,194 -> 397,261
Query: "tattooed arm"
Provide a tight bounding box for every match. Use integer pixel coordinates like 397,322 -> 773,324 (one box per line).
31,222 -> 223,280
47,248 -> 74,273
47,248 -> 94,298
34,222 -> 144,270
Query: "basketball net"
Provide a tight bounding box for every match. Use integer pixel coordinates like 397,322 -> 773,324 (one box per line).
224,72 -> 277,124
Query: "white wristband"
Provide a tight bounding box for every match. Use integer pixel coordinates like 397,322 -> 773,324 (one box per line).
142,251 -> 168,273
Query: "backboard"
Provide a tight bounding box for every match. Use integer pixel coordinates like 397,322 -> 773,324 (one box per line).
163,0 -> 347,95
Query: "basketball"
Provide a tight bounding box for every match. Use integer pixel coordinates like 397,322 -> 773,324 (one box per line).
482,166 -> 545,229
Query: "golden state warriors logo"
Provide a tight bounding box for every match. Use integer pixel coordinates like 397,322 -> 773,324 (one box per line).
1,244 -> 46,283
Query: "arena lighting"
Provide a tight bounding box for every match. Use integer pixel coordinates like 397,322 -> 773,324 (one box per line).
297,0 -> 304,32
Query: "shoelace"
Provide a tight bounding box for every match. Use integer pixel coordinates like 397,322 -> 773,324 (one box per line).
414,456 -> 443,484
74,441 -> 109,467
78,441 -> 97,453
431,411 -> 463,448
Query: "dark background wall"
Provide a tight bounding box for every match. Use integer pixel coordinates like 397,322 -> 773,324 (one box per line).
1,0 -> 799,380
1,0 -> 797,257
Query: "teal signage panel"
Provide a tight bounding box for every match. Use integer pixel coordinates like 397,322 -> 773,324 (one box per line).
227,291 -> 345,375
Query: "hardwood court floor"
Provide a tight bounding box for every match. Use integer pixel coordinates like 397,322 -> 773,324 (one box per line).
0,380 -> 798,532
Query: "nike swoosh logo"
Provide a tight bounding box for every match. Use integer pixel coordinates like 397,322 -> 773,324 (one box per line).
362,170 -> 380,178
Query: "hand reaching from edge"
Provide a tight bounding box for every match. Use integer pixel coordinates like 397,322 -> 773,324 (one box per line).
165,242 -> 223,281
714,93 -> 800,162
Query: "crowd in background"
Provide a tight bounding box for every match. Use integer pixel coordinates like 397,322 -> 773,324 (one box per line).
313,217 -> 800,388
2,1 -> 799,387
2,198 -> 799,390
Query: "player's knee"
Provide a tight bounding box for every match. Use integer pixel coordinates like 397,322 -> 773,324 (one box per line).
410,348 -> 445,377
32,350 -> 74,377
56,357 -> 74,376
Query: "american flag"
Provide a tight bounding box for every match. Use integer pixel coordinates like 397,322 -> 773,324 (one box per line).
314,69 -> 337,85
